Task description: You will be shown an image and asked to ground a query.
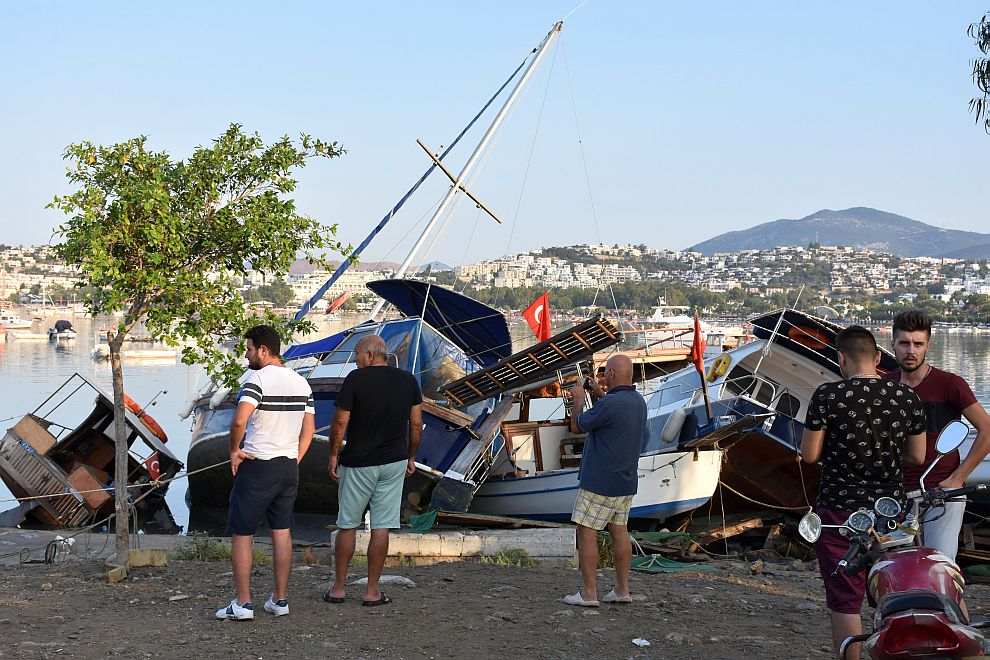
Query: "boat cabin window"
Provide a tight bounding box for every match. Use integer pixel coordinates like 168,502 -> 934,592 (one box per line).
774,391 -> 801,418
722,365 -> 777,406
724,366 -> 756,397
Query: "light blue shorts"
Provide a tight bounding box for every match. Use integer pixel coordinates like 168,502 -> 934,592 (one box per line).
336,459 -> 406,529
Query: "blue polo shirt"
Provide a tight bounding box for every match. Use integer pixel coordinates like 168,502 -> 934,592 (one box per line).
576,385 -> 648,496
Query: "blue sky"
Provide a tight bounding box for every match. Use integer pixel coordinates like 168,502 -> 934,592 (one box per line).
2,2 -> 987,267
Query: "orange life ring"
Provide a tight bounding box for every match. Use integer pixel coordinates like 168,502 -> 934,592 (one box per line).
787,325 -> 830,351
124,394 -> 168,443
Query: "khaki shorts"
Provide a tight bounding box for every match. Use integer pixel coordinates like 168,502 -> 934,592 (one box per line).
571,488 -> 634,530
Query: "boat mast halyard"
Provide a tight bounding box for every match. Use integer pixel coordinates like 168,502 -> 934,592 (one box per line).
367,21 -> 564,320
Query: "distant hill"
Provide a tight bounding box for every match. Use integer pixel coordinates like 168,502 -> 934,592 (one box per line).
689,207 -> 990,258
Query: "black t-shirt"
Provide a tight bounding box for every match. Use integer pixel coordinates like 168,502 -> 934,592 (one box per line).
336,365 -> 423,468
805,376 -> 926,511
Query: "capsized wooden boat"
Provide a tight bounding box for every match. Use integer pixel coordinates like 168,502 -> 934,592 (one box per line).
643,308 -> 902,512
0,373 -> 182,532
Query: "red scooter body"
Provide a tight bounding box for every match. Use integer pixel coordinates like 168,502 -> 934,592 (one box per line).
858,545 -> 983,659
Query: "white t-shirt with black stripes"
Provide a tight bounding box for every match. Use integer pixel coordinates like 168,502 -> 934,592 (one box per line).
238,364 -> 315,460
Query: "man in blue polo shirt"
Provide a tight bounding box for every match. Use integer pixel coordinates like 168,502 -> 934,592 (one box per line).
563,354 -> 648,607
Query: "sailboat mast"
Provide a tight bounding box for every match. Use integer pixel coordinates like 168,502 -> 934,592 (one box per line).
369,21 -> 564,319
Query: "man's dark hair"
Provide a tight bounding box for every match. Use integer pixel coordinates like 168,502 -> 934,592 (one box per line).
244,324 -> 280,356
892,310 -> 933,339
835,325 -> 878,361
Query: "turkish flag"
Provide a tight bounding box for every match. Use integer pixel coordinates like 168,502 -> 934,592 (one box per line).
522,292 -> 551,342
690,310 -> 706,377
144,453 -> 161,481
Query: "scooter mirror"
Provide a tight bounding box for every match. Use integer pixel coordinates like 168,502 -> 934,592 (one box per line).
935,420 -> 969,455
798,512 -> 822,543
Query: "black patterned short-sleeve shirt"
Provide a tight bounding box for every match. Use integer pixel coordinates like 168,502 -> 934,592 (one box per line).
805,377 -> 926,511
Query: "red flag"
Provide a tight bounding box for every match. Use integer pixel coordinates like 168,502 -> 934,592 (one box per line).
144,453 -> 160,481
690,310 -> 706,376
522,292 -> 551,342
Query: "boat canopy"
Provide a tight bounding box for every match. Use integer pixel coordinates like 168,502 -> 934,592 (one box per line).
750,309 -> 899,375
367,279 -> 512,368
282,330 -> 348,360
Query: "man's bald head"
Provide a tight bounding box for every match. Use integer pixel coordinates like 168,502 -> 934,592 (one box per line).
606,354 -> 633,386
355,335 -> 388,367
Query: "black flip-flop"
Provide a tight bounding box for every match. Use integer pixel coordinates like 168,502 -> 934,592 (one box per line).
361,593 -> 391,607
322,591 -> 345,604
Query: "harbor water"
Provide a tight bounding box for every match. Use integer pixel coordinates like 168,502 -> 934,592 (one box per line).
0,316 -> 988,533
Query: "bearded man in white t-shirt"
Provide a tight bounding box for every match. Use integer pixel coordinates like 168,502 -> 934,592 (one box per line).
216,324 -> 315,621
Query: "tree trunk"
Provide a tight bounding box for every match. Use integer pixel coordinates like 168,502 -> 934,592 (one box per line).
108,332 -> 129,574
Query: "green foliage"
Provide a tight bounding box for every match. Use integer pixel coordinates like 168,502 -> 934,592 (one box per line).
171,532 -> 270,564
49,123 -> 351,386
242,278 -> 296,308
970,12 -> 990,133
596,532 -> 614,569
481,548 -> 539,567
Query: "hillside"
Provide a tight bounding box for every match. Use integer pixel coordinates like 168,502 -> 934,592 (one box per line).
689,207 -> 990,258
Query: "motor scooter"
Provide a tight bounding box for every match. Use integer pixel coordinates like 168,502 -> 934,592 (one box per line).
799,420 -> 990,659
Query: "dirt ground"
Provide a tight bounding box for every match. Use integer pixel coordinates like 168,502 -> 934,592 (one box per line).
6,551 -> 989,659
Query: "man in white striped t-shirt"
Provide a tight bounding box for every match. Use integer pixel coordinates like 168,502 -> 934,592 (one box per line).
216,325 -> 315,621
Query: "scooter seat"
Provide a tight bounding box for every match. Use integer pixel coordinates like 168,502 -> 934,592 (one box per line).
879,590 -> 967,624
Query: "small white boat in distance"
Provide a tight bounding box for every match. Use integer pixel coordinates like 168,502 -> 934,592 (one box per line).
49,320 -> 77,340
7,331 -> 50,341
0,310 -> 32,329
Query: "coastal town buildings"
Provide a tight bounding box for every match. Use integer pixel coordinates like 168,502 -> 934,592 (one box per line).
3,242 -> 989,309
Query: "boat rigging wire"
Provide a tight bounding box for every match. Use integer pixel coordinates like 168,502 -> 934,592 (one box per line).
561,35 -> 618,315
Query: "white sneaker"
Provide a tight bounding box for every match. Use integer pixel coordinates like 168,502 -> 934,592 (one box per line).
216,599 -> 254,620
263,595 -> 289,616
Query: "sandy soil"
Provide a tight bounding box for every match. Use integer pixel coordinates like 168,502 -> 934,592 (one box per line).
8,551 -> 988,659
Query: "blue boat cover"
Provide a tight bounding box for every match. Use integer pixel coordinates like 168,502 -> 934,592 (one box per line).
282,329 -> 348,359
366,279 -> 512,367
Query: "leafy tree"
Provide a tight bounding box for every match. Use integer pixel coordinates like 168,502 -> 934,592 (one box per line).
50,124 -> 349,573
970,12 -> 990,132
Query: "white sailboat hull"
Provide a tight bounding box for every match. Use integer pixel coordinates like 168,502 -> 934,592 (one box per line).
472,449 -> 723,522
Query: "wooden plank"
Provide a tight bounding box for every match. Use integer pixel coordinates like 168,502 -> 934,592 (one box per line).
548,342 -> 568,360
527,352 -> 546,369
505,362 -> 526,379
465,381 -> 485,398
697,518 -> 764,544
435,510 -> 569,529
573,333 -> 592,351
484,372 -> 504,388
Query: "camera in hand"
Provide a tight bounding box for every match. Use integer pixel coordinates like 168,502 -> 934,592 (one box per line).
582,377 -> 594,391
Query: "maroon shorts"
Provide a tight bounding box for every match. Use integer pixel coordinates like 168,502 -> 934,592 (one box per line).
814,506 -> 866,615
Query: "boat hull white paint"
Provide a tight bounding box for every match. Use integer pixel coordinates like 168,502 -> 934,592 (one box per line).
472,449 -> 722,521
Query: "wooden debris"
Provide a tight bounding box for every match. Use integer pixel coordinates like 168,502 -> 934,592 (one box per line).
435,511 -> 569,529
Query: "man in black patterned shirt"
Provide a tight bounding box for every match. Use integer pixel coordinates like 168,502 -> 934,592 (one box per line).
801,325 -> 927,660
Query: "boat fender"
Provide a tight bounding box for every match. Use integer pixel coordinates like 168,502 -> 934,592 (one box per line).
707,354 -> 731,383
660,407 -> 687,444
177,396 -> 198,421
123,394 -> 169,443
209,387 -> 232,409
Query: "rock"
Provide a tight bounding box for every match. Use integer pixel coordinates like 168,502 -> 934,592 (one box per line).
40,583 -> 53,591
630,594 -> 648,602
129,599 -> 139,605
796,602 -> 823,611
177,640 -> 188,646
790,559 -> 808,571
749,560 -> 764,574
0,619 -> 10,625
549,609 -> 574,618
350,575 -> 416,588
665,632 -> 688,644
487,611 -> 516,622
